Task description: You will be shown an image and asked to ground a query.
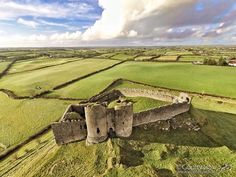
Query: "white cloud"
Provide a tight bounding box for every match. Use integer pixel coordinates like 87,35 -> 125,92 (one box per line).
17,18 -> 39,28
82,0 -> 236,42
127,30 -> 138,37
38,19 -> 69,28
82,0 -> 167,40
0,30 -> 5,35
50,31 -> 82,41
1,0 -> 236,47
0,1 -> 96,20
0,31 -> 82,47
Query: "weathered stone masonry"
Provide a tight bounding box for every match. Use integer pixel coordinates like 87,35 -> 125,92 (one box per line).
52,91 -> 191,145
133,102 -> 190,127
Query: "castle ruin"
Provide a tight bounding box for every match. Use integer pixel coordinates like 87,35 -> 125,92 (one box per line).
51,90 -> 191,145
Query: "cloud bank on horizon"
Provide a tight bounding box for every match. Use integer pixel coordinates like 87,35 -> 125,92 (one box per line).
0,0 -> 236,47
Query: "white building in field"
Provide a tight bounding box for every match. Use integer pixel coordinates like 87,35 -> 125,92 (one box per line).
228,59 -> 236,67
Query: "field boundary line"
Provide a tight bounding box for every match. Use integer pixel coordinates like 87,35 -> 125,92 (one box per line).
0,89 -> 85,102
123,79 -> 236,101
0,59 -> 17,79
51,60 -> 128,91
0,125 -> 53,161
0,60 -> 128,99
86,78 -> 236,102
7,58 -> 84,75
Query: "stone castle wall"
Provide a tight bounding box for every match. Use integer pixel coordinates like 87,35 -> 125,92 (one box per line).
51,120 -> 87,145
119,88 -> 176,102
52,89 -> 191,145
133,102 -> 190,127
88,90 -> 122,103
114,103 -> 133,137
85,104 -> 108,144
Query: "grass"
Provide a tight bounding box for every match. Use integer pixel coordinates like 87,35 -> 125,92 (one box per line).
191,108 -> 236,150
48,62 -> 236,99
0,51 -> 33,57
1,107 -> 236,177
0,92 -> 77,150
165,51 -> 193,55
142,49 -> 165,56
134,56 -> 154,61
8,57 -> 81,74
96,53 -> 117,58
0,61 -> 11,73
128,97 -> 167,113
179,55 -> 205,61
109,97 -> 168,113
111,53 -> 135,60
0,59 -> 119,96
155,55 -> 178,61
192,96 -> 236,115
1,49 -> 236,177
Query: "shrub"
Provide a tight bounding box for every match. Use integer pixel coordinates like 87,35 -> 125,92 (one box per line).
160,151 -> 168,160
218,58 -> 228,66
207,59 -> 217,65
203,58 -> 217,65
165,144 -> 179,155
183,150 -> 190,158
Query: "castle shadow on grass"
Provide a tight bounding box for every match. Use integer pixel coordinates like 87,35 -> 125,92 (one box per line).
126,107 -> 236,150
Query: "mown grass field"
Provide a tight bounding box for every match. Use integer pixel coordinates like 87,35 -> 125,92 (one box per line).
1,106 -> 236,177
0,58 -> 119,96
179,55 -> 205,61
8,57 -> 81,74
155,55 -> 178,61
49,62 -> 236,99
109,97 -> 168,113
111,53 -> 136,60
0,92 -> 77,150
0,51 -> 33,57
0,61 -> 12,73
165,51 -> 193,55
134,55 -> 154,61
96,52 -> 117,58
1,48 -> 236,177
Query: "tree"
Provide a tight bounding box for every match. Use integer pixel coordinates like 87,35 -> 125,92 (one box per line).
207,59 -> 217,65
218,58 -> 228,66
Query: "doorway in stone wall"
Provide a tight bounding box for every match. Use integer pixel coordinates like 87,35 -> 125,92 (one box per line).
108,128 -> 116,138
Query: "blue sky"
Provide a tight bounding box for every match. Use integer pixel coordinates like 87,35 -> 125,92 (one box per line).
0,0 -> 236,47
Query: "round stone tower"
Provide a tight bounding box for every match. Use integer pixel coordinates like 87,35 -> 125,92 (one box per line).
85,104 -> 108,144
114,102 -> 133,137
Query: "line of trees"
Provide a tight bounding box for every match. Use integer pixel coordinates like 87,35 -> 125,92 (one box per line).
203,57 -> 228,66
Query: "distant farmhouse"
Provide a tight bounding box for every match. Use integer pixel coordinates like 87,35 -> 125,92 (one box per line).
51,90 -> 192,145
228,58 -> 236,67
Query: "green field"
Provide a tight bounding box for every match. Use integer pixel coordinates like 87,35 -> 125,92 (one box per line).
1,105 -> 236,177
96,53 -> 117,58
109,97 -> 168,113
142,49 -> 165,56
134,55 -> 154,61
155,55 -> 178,61
0,92 -> 77,150
111,53 -> 135,60
0,51 -> 33,57
0,61 -> 11,73
0,59 -> 119,96
49,62 -> 236,99
165,51 -> 193,55
8,57 -> 81,74
179,55 -> 205,61
1,47 -> 236,177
